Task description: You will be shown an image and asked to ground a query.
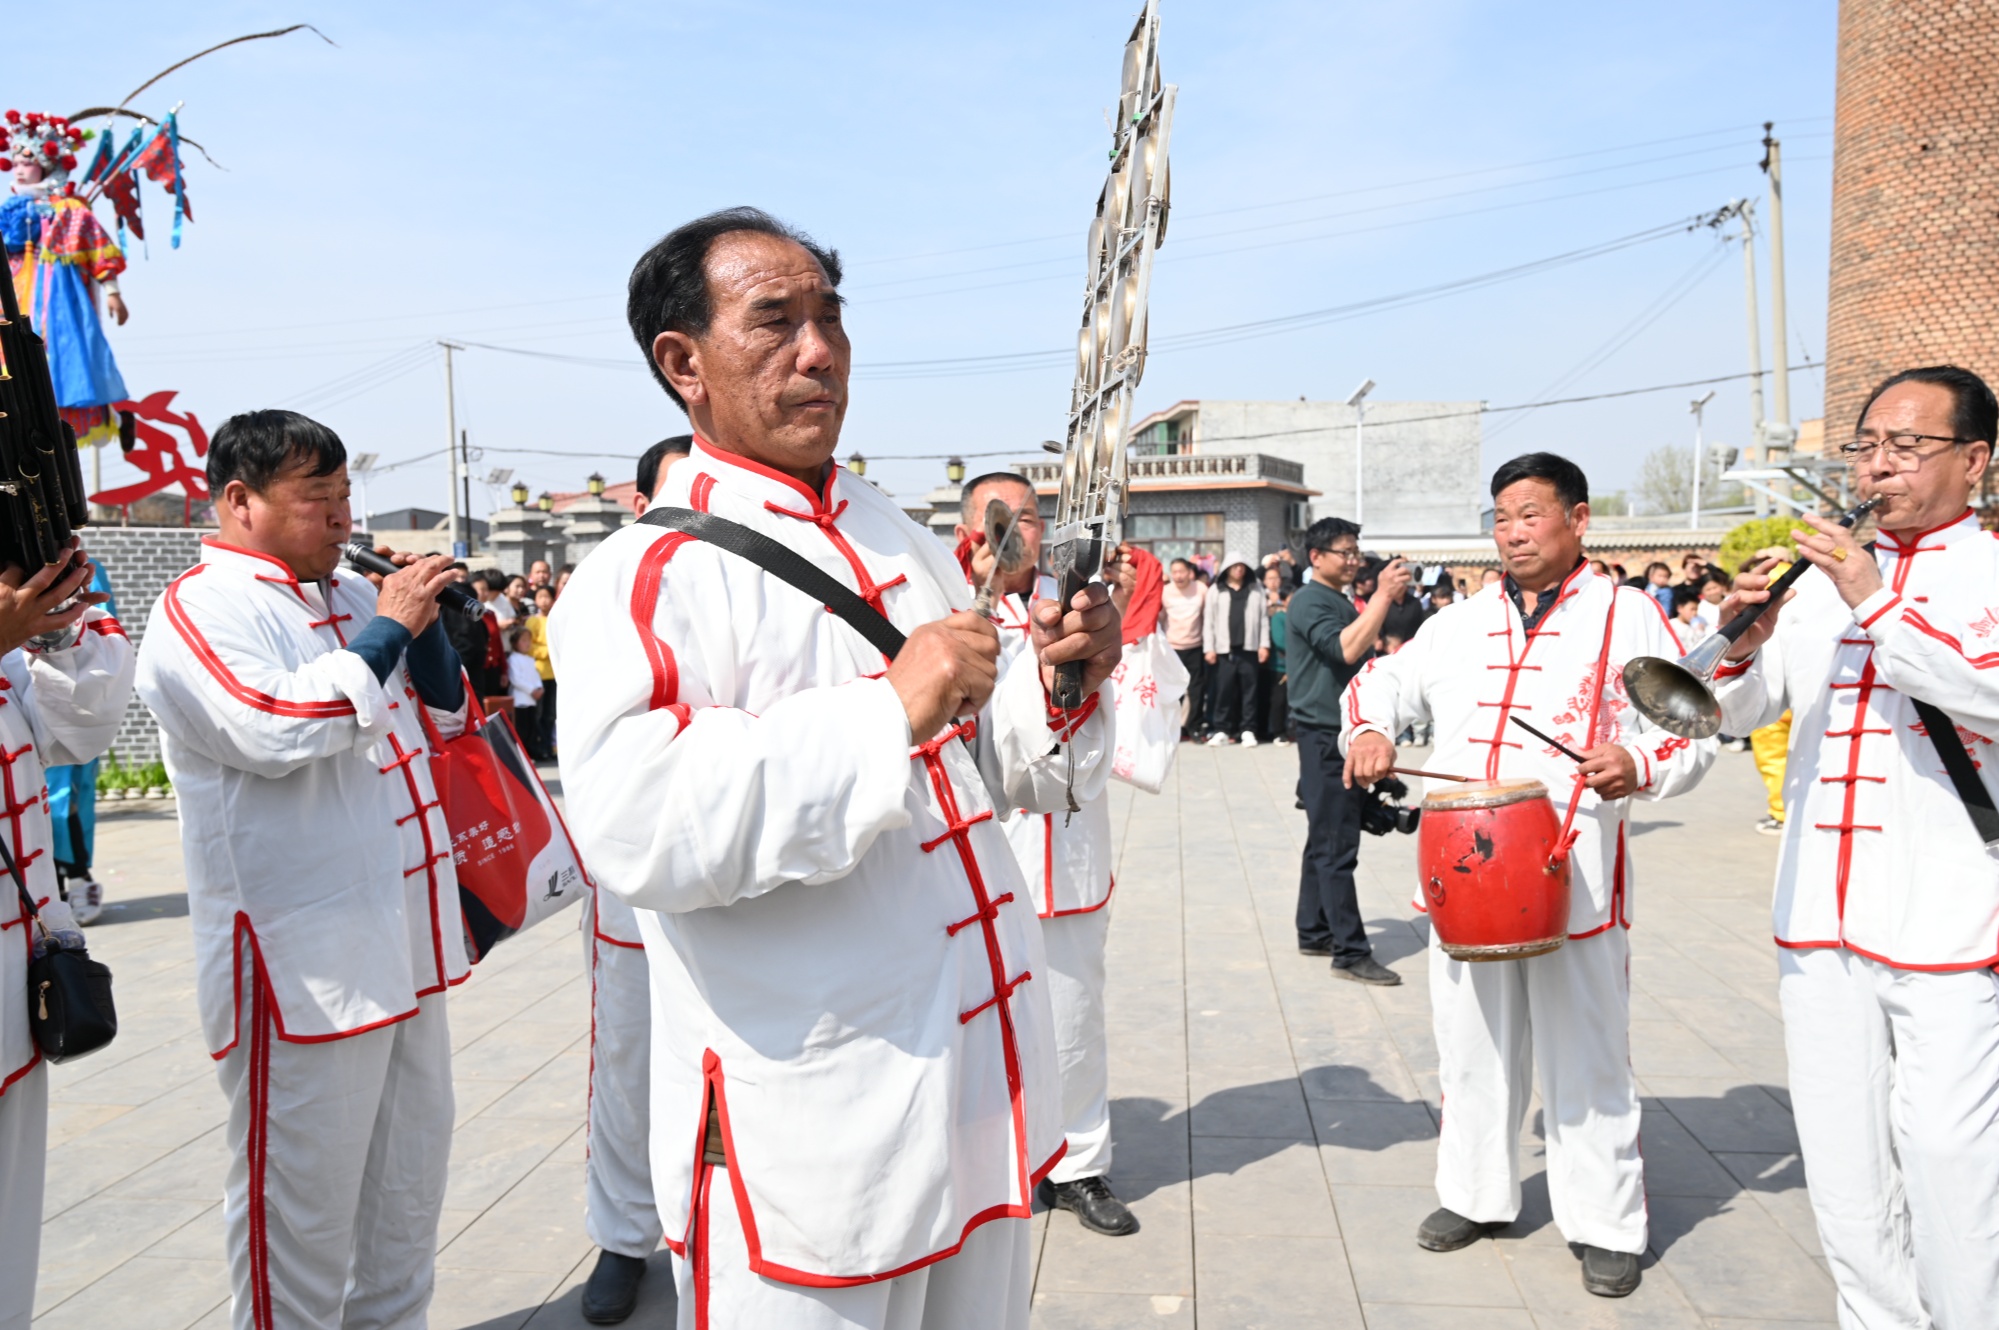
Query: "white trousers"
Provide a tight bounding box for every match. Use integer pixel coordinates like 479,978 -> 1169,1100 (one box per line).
1431,927 -> 1645,1253
585,927 -> 659,1257
1041,907 -> 1113,1184
1780,946 -> 1999,1330
216,963 -> 453,1330
673,1161 -> 1032,1329
0,1063 -> 47,1330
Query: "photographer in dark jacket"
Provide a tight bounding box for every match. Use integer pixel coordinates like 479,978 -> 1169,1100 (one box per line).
1288,517 -> 1410,985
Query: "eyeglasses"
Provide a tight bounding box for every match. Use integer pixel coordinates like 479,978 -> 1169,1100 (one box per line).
1317,546 -> 1362,560
1837,432 -> 1974,466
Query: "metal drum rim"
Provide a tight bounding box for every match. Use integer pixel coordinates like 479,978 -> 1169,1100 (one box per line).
1440,936 -> 1566,962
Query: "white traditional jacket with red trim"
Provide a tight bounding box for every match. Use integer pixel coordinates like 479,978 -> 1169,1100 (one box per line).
134,540 -> 471,1055
549,439 -> 1113,1286
1714,510 -> 1999,970
1,610 -> 133,1097
1340,563 -> 1715,937
989,577 -> 1116,919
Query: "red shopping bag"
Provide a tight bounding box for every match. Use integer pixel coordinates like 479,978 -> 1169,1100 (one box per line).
421,690 -> 591,961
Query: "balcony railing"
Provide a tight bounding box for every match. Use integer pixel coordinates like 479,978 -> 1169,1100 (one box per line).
1019,451 -> 1305,487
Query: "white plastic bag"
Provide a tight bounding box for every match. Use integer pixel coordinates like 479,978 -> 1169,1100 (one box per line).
1109,633 -> 1190,793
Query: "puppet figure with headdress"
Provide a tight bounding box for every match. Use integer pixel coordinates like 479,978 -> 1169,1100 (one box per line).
0,110 -> 130,448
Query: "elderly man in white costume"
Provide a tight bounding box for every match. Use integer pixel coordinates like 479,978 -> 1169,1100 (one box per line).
573,431 -> 693,1326
1713,365 -> 1999,1330
136,410 -> 472,1330
0,542 -> 133,1330
552,208 -> 1123,1329
1344,451 -> 1714,1299
954,470 -> 1147,1239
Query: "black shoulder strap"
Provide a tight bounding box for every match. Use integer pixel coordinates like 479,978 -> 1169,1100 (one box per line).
638,506 -> 905,661
1910,699 -> 1999,847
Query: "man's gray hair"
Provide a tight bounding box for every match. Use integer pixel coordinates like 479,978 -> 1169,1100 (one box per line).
958,471 -> 1036,525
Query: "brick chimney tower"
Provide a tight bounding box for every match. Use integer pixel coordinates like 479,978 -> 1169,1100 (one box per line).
1824,0 -> 1999,437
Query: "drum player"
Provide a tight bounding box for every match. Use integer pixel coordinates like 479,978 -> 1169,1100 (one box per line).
1343,451 -> 1716,1298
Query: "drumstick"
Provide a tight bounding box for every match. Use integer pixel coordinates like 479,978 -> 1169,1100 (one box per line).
1391,765 -> 1469,783
1510,716 -> 1587,764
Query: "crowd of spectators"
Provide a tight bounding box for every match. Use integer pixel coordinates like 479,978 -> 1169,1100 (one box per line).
440,556 -> 572,761
1162,543 -> 1757,746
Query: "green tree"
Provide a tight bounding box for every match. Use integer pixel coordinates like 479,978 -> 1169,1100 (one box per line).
1718,515 -> 1803,575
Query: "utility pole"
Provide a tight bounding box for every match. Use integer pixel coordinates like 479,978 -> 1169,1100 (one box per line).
1732,201 -> 1770,517
1346,378 -> 1375,524
1761,123 -> 1792,440
350,452 -> 380,533
460,429 -> 474,557
438,340 -> 465,558
1689,390 -> 1715,532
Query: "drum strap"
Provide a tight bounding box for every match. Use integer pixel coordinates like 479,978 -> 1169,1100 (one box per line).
1549,587 -> 1619,863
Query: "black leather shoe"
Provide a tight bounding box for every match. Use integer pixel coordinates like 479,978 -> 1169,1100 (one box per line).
1298,940 -> 1333,957
1332,956 -> 1403,986
1416,1207 -> 1501,1251
1579,1245 -> 1641,1297
581,1250 -> 647,1324
1038,1176 -> 1141,1236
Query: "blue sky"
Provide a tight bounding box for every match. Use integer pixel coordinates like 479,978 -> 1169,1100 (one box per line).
9,0 -> 1838,520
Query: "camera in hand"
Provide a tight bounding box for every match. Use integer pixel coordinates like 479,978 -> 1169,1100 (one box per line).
342,541 -> 485,622
1358,774 -> 1421,837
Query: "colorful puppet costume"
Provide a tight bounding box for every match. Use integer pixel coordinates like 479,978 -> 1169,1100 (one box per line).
1,110 -> 129,448
1,190 -> 128,447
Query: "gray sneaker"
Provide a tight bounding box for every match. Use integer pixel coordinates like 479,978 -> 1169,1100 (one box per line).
1331,956 -> 1402,986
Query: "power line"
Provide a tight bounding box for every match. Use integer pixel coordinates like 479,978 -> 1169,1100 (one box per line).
1485,239 -> 1735,440
856,215 -> 1704,380
1177,362 -> 1823,450
841,116 -> 1831,268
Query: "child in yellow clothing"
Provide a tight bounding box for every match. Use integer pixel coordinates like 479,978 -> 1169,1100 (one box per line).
524,586 -> 558,758
1751,712 -> 1790,833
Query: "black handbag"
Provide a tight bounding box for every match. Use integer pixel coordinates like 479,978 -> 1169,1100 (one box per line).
2,834 -> 117,1063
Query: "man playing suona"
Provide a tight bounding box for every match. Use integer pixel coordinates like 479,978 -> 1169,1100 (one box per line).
1344,452 -> 1715,1298
136,412 -> 472,1330
551,208 -> 1122,1328
1713,366 -> 1999,1329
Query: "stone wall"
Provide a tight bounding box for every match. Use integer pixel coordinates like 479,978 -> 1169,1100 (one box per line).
86,526 -> 213,763
1825,0 -> 1999,432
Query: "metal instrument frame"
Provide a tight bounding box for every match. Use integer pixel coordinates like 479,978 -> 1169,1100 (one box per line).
1047,0 -> 1177,705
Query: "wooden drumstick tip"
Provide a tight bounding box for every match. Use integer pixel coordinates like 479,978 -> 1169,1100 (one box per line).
1391,765 -> 1469,783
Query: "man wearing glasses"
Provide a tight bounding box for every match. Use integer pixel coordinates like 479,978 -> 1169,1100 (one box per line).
1714,365 -> 1999,1328
1286,517 -> 1408,984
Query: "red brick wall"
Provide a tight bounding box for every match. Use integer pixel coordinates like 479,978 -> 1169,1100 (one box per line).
1825,0 -> 1999,436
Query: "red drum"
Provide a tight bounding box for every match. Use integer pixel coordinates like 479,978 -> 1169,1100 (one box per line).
1417,779 -> 1570,962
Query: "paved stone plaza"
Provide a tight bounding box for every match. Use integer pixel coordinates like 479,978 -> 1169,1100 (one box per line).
33,744 -> 1832,1328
